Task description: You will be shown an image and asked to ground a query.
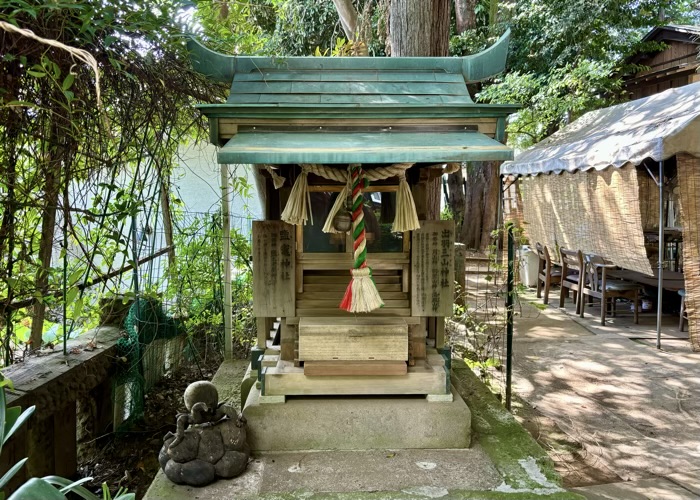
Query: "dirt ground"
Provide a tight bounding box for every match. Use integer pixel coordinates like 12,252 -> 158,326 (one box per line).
77,353 -> 247,499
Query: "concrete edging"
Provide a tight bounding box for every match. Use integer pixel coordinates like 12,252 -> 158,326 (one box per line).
451,364 -> 586,499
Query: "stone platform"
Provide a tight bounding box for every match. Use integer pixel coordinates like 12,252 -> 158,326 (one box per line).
243,384 -> 471,451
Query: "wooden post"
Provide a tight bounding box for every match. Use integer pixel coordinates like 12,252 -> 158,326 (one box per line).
54,401 -> 77,478
221,164 -> 233,359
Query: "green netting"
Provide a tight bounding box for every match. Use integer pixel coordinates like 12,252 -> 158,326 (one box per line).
113,297 -> 185,430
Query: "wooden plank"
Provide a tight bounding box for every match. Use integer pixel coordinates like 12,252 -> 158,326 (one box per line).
286,315 -> 420,326
218,117 -> 497,130
252,221 -> 295,317
298,322 -> 407,361
303,283 -> 402,292
304,275 -> 400,284
411,220 -> 455,316
296,299 -> 409,309
263,360 -> 446,396
298,291 -> 407,300
302,269 -> 401,276
303,361 -> 407,376
295,308 -> 411,317
300,261 -> 407,270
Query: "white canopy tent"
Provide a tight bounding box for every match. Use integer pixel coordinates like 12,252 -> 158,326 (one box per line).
501,82 -> 700,176
501,82 -> 700,350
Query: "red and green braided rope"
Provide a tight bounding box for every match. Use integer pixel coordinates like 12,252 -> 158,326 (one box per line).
350,164 -> 367,270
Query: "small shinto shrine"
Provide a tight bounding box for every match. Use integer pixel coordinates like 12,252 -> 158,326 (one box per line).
189,34 -> 516,450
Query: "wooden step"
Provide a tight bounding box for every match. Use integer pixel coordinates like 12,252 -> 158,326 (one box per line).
304,275 -> 401,284
303,283 -> 402,292
296,307 -> 411,317
303,361 -> 407,376
298,291 -> 408,300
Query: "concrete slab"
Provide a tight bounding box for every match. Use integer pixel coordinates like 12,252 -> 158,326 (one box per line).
667,469 -> 700,496
574,478 -> 698,499
258,448 -> 502,493
507,293 -> 700,495
243,384 -> 471,451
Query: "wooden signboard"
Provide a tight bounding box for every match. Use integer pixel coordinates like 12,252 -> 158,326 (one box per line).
411,220 -> 455,316
253,221 -> 295,317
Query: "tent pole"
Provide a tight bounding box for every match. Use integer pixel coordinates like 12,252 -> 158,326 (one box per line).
657,160 -> 664,350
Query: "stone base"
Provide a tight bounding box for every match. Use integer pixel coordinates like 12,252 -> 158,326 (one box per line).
242,384 -> 470,451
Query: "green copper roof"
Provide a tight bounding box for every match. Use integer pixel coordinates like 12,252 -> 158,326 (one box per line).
187,32 -> 517,164
218,130 -> 513,164
188,31 -> 512,110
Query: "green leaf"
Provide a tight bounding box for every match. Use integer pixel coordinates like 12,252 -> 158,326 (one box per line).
8,477 -> 68,500
65,286 -> 79,306
0,457 -> 28,491
68,268 -> 84,286
41,476 -> 98,500
4,406 -> 21,438
62,73 -> 75,91
26,70 -> 46,78
72,297 -> 85,320
4,406 -> 35,445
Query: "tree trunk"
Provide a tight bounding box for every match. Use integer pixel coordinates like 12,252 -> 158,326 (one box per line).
460,161 -> 500,250
390,0 -> 449,220
30,166 -> 60,349
389,0 -> 450,57
446,165 -> 466,232
159,171 -> 177,270
454,0 -> 478,33
332,0 -> 359,40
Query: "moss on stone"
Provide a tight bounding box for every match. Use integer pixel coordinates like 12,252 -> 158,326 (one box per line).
254,490 -> 585,500
451,364 -> 574,495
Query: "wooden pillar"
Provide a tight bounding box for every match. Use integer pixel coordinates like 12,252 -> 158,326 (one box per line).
256,317 -> 268,348
676,153 -> 700,351
54,401 -> 77,478
280,319 -> 297,361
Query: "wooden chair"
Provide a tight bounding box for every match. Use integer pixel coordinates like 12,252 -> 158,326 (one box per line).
535,242 -> 561,305
559,248 -> 584,314
579,254 -> 643,326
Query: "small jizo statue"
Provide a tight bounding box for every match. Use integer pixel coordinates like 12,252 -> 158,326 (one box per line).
159,381 -> 250,486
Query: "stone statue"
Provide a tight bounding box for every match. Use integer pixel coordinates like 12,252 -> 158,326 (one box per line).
159,381 -> 250,486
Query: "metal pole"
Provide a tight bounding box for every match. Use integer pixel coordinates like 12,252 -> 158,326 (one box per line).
131,213 -> 140,296
221,164 -> 233,360
657,161 -> 665,349
505,224 -> 515,410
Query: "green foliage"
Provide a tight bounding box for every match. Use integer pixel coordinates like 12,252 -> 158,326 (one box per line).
0,0 -> 225,358
0,374 -> 133,499
167,213 -> 255,356
474,0 -> 700,148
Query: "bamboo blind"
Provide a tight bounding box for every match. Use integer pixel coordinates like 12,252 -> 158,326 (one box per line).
520,166 -> 653,276
676,153 -> 699,351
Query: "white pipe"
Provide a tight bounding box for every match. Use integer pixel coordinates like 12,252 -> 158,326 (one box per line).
221,164 -> 233,359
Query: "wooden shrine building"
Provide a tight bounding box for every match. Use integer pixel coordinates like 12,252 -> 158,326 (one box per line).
188,34 -> 516,419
